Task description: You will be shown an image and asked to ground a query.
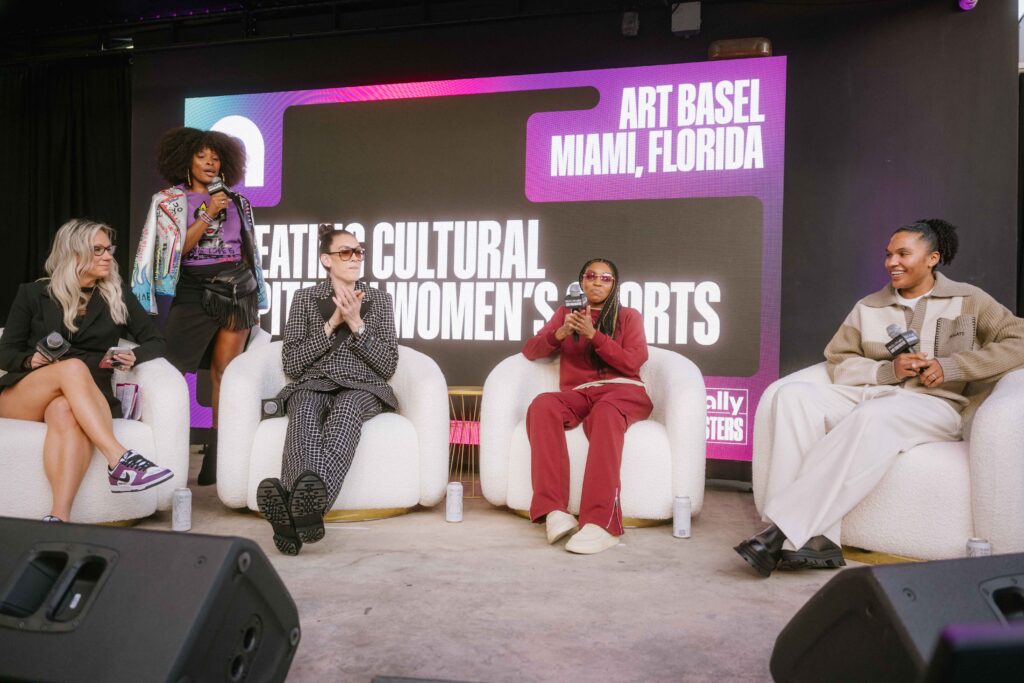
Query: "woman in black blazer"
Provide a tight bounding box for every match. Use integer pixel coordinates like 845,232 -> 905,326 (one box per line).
256,223 -> 399,555
0,219 -> 174,522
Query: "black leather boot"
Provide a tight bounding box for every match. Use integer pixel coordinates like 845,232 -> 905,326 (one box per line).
197,430 -> 217,486
734,524 -> 786,577
778,536 -> 846,570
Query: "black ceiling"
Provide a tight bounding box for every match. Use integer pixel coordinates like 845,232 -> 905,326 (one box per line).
0,0 -> 911,63
0,0 -> 650,61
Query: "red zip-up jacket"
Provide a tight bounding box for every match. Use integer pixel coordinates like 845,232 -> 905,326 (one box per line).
522,305 -> 648,391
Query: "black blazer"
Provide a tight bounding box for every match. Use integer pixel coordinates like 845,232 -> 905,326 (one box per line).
0,280 -> 166,417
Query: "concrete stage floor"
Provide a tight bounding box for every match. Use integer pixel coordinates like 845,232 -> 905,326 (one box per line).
136,450 -> 851,682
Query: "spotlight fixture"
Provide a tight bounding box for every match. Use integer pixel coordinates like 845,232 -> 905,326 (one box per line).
622,11 -> 639,38
958,0 -> 978,9
100,36 -> 134,51
671,2 -> 700,38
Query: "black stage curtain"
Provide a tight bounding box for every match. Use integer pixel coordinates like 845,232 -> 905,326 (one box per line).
0,56 -> 131,326
1019,73 -> 1023,317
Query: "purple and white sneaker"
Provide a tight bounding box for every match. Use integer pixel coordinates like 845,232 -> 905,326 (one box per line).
108,450 -> 174,493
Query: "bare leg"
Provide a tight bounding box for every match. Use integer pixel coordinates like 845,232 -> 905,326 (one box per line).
0,359 -> 124,467
209,327 -> 249,428
42,397 -> 93,521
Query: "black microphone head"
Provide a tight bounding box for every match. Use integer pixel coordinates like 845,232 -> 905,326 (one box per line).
206,177 -> 227,196
564,282 -> 587,311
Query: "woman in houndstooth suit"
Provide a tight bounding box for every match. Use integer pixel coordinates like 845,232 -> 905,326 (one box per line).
257,223 -> 399,555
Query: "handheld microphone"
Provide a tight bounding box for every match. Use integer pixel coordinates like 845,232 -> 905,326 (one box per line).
565,282 -> 587,341
885,324 -> 920,356
206,177 -> 237,199
36,332 -> 71,363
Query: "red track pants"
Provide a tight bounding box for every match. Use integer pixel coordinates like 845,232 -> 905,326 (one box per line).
527,383 -> 653,536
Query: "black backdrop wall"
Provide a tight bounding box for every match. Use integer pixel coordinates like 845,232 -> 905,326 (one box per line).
128,0 -> 1018,374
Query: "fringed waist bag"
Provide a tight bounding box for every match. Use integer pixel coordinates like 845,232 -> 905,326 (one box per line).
200,262 -> 260,330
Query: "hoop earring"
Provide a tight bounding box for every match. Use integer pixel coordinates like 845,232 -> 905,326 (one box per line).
221,173 -> 226,183
186,169 -> 191,187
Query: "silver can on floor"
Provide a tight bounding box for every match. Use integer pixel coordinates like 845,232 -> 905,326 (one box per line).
172,487 -> 192,532
672,496 -> 691,538
446,482 -> 463,523
966,537 -> 992,557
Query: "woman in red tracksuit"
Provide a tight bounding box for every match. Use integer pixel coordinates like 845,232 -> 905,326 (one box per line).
523,258 -> 652,555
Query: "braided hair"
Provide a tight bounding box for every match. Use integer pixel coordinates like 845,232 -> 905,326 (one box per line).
893,219 -> 959,268
579,258 -> 621,341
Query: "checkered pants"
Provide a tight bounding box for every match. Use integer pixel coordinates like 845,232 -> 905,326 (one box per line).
281,387 -> 385,507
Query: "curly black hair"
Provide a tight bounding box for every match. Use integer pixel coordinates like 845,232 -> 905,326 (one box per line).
156,127 -> 247,187
893,218 -> 959,268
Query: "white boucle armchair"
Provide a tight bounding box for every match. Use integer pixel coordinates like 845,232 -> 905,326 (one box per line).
752,363 -> 1024,560
479,347 -> 707,523
0,329 -> 190,523
216,341 -> 449,517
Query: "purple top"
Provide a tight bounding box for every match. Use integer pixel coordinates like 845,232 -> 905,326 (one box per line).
181,186 -> 243,266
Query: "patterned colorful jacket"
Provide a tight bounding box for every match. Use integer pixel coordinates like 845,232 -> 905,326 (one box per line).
131,186 -> 269,314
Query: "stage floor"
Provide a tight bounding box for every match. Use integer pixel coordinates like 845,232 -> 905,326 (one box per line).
135,449 -> 850,682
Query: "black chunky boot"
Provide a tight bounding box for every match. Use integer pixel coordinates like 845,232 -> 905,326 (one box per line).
734,524 -> 786,578
197,430 -> 217,486
778,536 -> 846,570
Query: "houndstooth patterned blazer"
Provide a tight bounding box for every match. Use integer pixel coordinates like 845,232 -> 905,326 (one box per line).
276,280 -> 399,410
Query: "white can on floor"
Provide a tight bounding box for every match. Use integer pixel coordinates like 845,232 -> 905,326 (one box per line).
672,496 -> 691,538
966,537 -> 992,557
172,487 -> 192,532
446,482 -> 463,523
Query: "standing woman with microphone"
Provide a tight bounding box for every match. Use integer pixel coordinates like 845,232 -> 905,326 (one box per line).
131,128 -> 268,485
523,258 -> 652,555
735,219 -> 1024,577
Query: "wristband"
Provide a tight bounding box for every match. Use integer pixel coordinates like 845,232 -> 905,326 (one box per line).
198,211 -> 215,225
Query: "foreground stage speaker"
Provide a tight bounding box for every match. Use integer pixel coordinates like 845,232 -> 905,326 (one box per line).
771,554 -> 1024,683
0,517 -> 300,682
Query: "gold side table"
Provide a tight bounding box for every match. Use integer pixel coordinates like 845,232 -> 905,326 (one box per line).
448,386 -> 482,498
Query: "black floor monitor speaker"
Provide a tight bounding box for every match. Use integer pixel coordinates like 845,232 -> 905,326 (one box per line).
771,553 -> 1024,683
0,517 -> 300,682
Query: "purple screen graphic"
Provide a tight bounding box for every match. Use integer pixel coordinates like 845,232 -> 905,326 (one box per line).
184,58 -> 786,460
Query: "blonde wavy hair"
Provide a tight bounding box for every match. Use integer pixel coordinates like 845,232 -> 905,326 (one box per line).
44,219 -> 128,333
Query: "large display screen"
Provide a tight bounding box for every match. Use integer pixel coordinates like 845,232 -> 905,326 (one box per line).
178,58 -> 786,460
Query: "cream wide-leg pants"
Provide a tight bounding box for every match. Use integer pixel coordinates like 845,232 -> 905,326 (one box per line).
762,382 -> 962,550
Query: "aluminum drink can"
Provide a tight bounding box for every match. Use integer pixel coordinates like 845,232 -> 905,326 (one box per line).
966,537 -> 992,557
672,496 -> 692,538
172,487 -> 192,532
445,482 -> 463,523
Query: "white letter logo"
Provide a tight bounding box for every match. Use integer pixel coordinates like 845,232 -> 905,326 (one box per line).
211,115 -> 265,187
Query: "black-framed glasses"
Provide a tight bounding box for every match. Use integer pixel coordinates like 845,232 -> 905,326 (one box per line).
583,270 -> 614,283
327,247 -> 366,261
92,245 -> 117,257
